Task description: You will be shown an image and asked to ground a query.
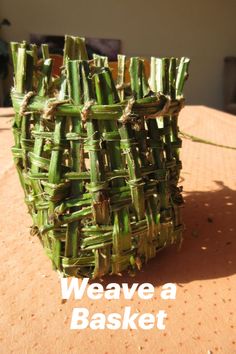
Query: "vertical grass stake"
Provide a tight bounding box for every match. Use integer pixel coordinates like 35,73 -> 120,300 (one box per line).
10,35 -> 190,278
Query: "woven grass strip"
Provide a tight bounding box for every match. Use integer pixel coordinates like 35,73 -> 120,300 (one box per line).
10,36 -> 190,278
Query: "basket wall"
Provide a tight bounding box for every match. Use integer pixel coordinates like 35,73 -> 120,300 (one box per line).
10,36 -> 190,278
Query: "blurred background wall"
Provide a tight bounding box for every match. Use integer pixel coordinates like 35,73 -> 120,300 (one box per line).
1,0 -> 236,109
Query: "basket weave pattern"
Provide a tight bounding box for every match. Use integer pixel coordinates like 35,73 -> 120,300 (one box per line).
10,36 -> 190,278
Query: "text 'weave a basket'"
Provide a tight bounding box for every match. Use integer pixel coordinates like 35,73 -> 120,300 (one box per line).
10,35 -> 190,278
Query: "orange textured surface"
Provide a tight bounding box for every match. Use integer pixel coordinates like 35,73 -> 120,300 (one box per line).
0,106 -> 235,354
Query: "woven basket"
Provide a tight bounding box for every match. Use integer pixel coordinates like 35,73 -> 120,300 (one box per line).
10,35 -> 190,278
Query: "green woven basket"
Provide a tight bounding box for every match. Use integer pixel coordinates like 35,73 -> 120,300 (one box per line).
10,35 -> 190,278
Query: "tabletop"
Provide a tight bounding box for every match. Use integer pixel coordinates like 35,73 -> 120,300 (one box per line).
0,106 -> 236,353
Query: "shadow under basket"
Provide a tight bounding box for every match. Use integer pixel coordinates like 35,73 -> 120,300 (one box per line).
10,35 -> 190,278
